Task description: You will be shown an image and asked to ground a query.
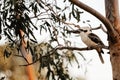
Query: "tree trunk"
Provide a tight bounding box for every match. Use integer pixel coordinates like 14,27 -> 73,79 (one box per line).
105,0 -> 120,80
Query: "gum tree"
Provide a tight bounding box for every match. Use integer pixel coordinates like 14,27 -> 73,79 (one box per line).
0,0 -> 120,80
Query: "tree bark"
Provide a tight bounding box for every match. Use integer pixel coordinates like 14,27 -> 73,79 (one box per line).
105,0 -> 120,80
19,30 -> 37,80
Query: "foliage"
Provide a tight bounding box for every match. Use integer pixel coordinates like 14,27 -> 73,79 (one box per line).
1,0 -> 85,80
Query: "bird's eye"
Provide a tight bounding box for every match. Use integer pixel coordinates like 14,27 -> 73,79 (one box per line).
0,76 -> 5,80
83,30 -> 87,32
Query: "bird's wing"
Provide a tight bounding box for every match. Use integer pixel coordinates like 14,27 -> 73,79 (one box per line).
88,33 -> 104,46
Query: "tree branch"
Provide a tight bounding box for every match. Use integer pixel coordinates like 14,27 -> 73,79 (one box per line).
91,24 -> 107,33
57,46 -> 92,51
69,0 -> 117,40
56,45 -> 108,50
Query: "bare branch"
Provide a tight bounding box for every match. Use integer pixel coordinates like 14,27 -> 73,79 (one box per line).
57,46 -> 91,51
91,24 -> 107,33
56,45 -> 108,51
67,29 -> 81,34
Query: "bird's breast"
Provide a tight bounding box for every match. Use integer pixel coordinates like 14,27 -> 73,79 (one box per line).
80,34 -> 97,47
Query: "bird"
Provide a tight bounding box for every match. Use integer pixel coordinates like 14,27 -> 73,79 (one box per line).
79,27 -> 105,63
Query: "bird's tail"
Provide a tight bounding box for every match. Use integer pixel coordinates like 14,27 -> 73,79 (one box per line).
97,51 -> 104,63
96,48 -> 104,64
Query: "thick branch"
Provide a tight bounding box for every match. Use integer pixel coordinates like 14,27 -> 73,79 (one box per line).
69,0 -> 117,39
105,0 -> 120,24
105,0 -> 120,33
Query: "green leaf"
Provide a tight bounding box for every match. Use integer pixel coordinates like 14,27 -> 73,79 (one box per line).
45,21 -> 51,27
0,17 -> 1,33
76,8 -> 81,22
4,30 -> 14,42
5,22 -> 10,28
34,4 -> 38,13
51,13 -> 56,21
3,10 -> 8,20
47,26 -> 52,36
72,10 -> 75,18
55,5 -> 61,10
72,4 -> 74,12
29,2 -> 34,8
24,13 -> 38,30
69,12 -> 71,21
24,13 -> 31,21
38,3 -> 44,9
76,11 -> 80,22
30,39 -> 37,43
63,0 -> 66,2
62,13 -> 66,21
28,28 -> 37,41
40,25 -> 47,34
46,4 -> 50,6
78,52 -> 86,60
8,29 -> 13,37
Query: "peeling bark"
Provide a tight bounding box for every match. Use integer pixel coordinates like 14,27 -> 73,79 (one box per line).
19,30 -> 37,80
105,0 -> 120,80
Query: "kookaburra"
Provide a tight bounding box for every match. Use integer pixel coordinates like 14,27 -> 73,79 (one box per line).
79,27 -> 105,63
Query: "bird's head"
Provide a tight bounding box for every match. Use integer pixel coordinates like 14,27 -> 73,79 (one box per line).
79,27 -> 92,34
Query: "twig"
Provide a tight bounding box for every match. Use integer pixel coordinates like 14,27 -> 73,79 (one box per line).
91,24 -> 107,33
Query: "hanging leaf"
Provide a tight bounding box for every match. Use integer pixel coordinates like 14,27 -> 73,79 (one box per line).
47,26 -> 52,36
72,10 -> 75,18
55,5 -> 61,10
29,2 -> 34,8
39,25 -> 47,34
46,3 -> 50,6
21,4 -> 30,12
76,11 -> 80,22
5,21 -> 10,28
51,13 -> 56,21
24,13 -> 38,30
24,13 -> 31,21
34,4 -> 38,15
69,12 -> 72,21
63,0 -> 66,2
4,31 -> 14,42
30,38 -> 37,43
45,21 -> 51,27
78,52 -> 86,60
28,28 -> 37,41
8,29 -> 13,37
38,3 -> 44,9
62,13 -> 66,21
3,10 -> 8,20
0,17 -> 1,33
